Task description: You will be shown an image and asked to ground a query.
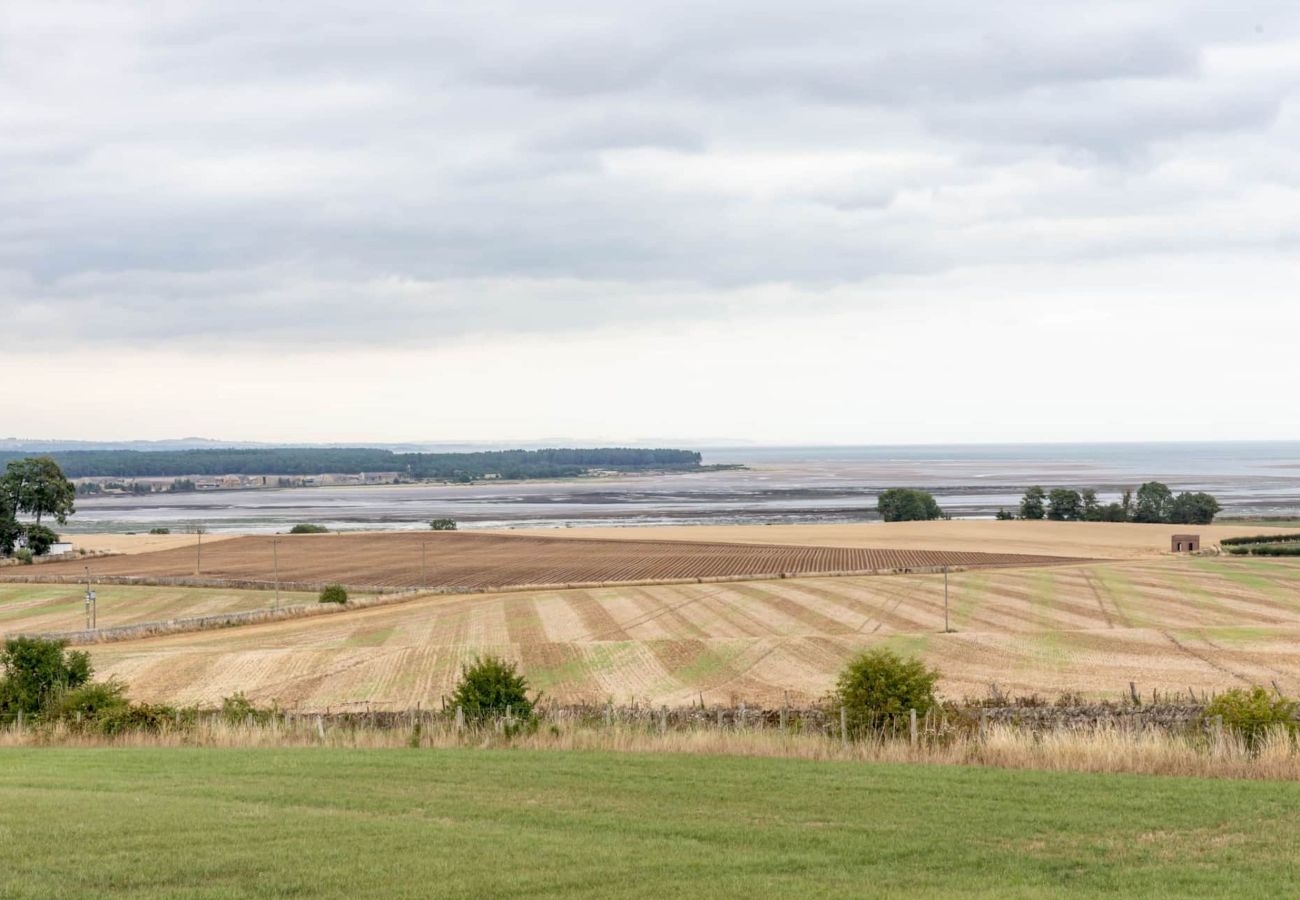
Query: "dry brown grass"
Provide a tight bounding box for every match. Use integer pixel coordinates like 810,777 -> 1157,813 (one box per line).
6,718 -> 1300,780
65,532 -> 239,555
514,520 -> 1298,560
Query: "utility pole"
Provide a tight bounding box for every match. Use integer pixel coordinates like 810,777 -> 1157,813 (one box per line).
84,565 -> 96,631
272,537 -> 281,609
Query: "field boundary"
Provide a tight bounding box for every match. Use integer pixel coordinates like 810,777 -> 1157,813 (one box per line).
0,559 -> 1091,596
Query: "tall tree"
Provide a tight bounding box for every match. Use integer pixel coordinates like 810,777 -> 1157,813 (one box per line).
3,457 -> 76,527
1047,488 -> 1083,521
1169,492 -> 1222,525
1019,486 -> 1047,520
1132,481 -> 1174,524
876,489 -> 944,522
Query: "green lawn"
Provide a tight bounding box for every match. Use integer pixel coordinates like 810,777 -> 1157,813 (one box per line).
1,749 -> 1299,897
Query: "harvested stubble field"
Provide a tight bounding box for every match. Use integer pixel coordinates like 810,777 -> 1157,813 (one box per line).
515,520 -> 1300,560
10,531 -> 1083,591
86,554 -> 1300,711
0,584 -> 327,637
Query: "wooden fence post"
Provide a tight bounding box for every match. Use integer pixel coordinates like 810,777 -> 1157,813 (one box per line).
909,709 -> 918,748
979,708 -> 988,742
315,715 -> 325,741
738,701 -> 746,730
717,707 -> 724,730
659,706 -> 668,734
840,705 -> 848,749
454,706 -> 465,733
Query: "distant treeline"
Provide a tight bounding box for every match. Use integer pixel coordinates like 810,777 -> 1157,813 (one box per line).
0,448 -> 703,482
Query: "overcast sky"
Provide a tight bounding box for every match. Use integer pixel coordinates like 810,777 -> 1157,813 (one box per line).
2,1 -> 1298,444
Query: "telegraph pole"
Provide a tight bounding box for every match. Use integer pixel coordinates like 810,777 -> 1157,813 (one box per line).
84,565 -> 96,631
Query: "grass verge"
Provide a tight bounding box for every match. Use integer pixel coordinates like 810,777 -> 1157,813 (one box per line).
2,747 -> 1300,898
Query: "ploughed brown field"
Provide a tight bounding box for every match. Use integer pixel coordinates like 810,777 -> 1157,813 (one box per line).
15,532 -> 1087,591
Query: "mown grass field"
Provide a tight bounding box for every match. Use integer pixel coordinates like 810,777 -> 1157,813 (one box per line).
87,555 -> 1300,709
0,584 -> 321,635
1,748 -> 1299,898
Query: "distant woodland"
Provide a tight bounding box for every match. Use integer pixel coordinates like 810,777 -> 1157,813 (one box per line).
0,448 -> 704,482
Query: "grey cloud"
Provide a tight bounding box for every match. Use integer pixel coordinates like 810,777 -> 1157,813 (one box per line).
2,0 -> 1299,348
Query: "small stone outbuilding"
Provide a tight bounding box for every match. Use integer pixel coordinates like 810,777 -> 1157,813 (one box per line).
1171,534 -> 1200,553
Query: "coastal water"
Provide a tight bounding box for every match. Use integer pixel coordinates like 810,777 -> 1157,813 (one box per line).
63,441 -> 1300,534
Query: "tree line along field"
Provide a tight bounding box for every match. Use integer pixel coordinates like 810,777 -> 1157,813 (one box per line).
3,748 -> 1298,898
83,555 -> 1300,710
12,532 -> 1088,591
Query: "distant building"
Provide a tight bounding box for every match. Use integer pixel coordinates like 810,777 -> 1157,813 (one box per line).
1171,534 -> 1200,553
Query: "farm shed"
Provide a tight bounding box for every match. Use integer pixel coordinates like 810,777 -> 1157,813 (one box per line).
1171,534 -> 1200,553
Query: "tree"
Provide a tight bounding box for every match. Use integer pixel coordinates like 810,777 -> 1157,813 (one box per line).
1081,489 -> 1101,521
1019,486 -> 1046,520
429,518 -> 458,531
1169,492 -> 1222,525
451,655 -> 534,720
1098,502 -> 1128,523
995,508 -> 1016,520
1120,489 -> 1134,520
835,648 -> 940,735
3,457 -> 76,527
0,637 -> 92,717
22,525 -> 58,557
876,489 -> 943,522
1132,481 -> 1174,524
0,489 -> 19,557
1047,489 -> 1083,521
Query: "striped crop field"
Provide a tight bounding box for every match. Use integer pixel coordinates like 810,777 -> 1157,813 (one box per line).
8,531 -> 1085,591
0,584 -> 323,636
84,555 -> 1300,710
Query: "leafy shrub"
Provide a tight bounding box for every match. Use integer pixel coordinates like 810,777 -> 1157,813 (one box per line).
451,655 -> 534,720
429,518 -> 458,531
876,489 -> 944,522
319,584 -> 348,604
1225,542 -> 1300,556
14,549 -> 32,565
1202,687 -> 1296,750
97,702 -> 182,736
1220,533 -> 1300,546
835,648 -> 940,734
0,637 -> 92,716
22,525 -> 58,556
289,523 -> 329,534
995,508 -> 1016,520
221,692 -> 277,725
46,680 -> 130,722
148,527 -> 171,535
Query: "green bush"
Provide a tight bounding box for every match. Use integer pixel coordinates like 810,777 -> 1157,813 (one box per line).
876,489 -> 944,522
429,518 -> 458,531
97,702 -> 182,735
451,655 -> 534,720
319,584 -> 348,604
13,549 -> 32,565
1225,542 -> 1300,556
22,525 -> 59,556
0,637 -> 92,717
1221,533 -> 1300,546
835,648 -> 940,734
148,527 -> 171,535
221,692 -> 277,725
1202,687 -> 1296,750
46,680 -> 130,722
289,523 -> 329,534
